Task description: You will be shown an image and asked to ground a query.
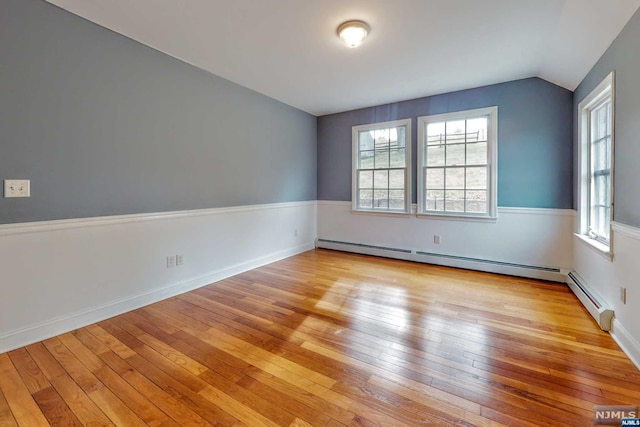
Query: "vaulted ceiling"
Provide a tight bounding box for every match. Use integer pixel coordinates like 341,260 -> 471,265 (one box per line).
45,0 -> 640,115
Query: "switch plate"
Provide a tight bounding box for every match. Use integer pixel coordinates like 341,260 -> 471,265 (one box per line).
434,235 -> 441,244
620,287 -> 627,304
4,179 -> 30,198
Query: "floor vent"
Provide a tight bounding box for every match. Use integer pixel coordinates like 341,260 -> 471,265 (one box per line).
567,271 -> 613,331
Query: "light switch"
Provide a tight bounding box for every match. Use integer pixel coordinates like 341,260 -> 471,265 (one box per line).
4,179 -> 30,198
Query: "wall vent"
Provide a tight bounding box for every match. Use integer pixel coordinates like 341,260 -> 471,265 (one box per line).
566,271 -> 613,331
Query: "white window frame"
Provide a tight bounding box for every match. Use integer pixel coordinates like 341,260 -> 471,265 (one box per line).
351,118 -> 412,214
416,107 -> 498,220
577,71 -> 614,256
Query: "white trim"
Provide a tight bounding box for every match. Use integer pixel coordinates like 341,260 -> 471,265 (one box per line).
611,319 -> 640,371
574,233 -> 613,261
318,200 -> 351,207
498,207 -> 576,217
351,118 -> 412,214
0,200 -> 316,237
612,221 -> 640,241
350,209 -> 412,218
577,71 -> 615,244
0,242 -> 313,354
318,200 -> 575,218
416,212 -> 498,223
417,106 -> 498,219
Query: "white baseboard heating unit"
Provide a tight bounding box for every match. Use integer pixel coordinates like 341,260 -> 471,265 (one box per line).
315,239 -> 566,283
566,271 -> 614,331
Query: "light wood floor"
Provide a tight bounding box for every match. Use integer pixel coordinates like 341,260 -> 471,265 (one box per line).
1,249 -> 639,426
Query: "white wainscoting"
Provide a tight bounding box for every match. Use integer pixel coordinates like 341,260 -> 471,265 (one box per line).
0,201 -> 317,354
317,201 -> 575,282
574,222 -> 640,370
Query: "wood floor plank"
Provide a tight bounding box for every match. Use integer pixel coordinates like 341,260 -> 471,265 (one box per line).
0,387 -> 19,427
31,386 -> 82,427
92,363 -> 178,426
48,374 -> 114,426
0,354 -> 50,426
87,386 -> 147,427
85,324 -> 137,359
124,353 -> 238,425
7,348 -> 51,395
25,343 -> 67,381
98,351 -> 212,426
1,249 -> 639,426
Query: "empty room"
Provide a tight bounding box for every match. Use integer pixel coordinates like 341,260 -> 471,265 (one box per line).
2,0 -> 640,425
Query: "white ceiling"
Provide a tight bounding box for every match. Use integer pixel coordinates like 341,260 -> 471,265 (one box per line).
45,0 -> 640,116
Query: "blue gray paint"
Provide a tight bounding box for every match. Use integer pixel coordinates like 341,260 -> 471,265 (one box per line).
0,0 -> 317,224
318,78 -> 573,208
574,7 -> 640,229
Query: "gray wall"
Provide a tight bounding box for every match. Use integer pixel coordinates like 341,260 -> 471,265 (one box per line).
318,78 -> 573,208
0,0 -> 317,224
574,7 -> 640,229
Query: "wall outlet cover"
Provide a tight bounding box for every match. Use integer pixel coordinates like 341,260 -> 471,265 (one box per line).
4,179 -> 30,198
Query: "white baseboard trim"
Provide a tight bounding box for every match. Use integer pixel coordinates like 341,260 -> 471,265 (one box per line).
0,242 -> 313,354
316,239 -> 568,283
611,319 -> 640,371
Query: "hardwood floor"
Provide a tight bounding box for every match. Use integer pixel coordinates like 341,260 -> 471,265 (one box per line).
1,249 -> 639,426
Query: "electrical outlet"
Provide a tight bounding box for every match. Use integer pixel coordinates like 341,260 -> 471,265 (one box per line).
434,234 -> 441,244
176,254 -> 184,266
167,255 -> 176,268
620,287 -> 627,304
4,179 -> 30,198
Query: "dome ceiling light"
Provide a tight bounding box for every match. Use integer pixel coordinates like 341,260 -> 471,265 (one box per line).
337,20 -> 370,48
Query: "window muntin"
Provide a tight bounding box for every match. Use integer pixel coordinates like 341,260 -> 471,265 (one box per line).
589,99 -> 611,241
418,107 -> 497,218
580,72 -> 614,247
352,119 -> 411,213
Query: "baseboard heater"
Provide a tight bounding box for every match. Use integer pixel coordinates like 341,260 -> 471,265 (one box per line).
566,271 -> 613,331
315,238 -> 565,282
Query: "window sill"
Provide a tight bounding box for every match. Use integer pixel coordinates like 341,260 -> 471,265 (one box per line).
351,209 -> 412,218
574,233 -> 613,261
416,212 -> 498,223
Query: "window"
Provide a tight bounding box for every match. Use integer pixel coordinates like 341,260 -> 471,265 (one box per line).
352,119 -> 411,213
417,107 -> 497,218
578,72 -> 614,249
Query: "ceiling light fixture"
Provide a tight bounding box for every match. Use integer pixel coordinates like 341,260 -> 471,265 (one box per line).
337,20 -> 370,48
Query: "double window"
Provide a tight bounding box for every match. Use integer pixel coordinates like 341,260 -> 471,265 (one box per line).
417,107 -> 498,218
351,108 -> 497,219
578,72 -> 614,249
352,119 -> 412,213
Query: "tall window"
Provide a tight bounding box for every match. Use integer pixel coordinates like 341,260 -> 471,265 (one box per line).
417,107 -> 497,218
352,119 -> 411,213
579,72 -> 614,248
